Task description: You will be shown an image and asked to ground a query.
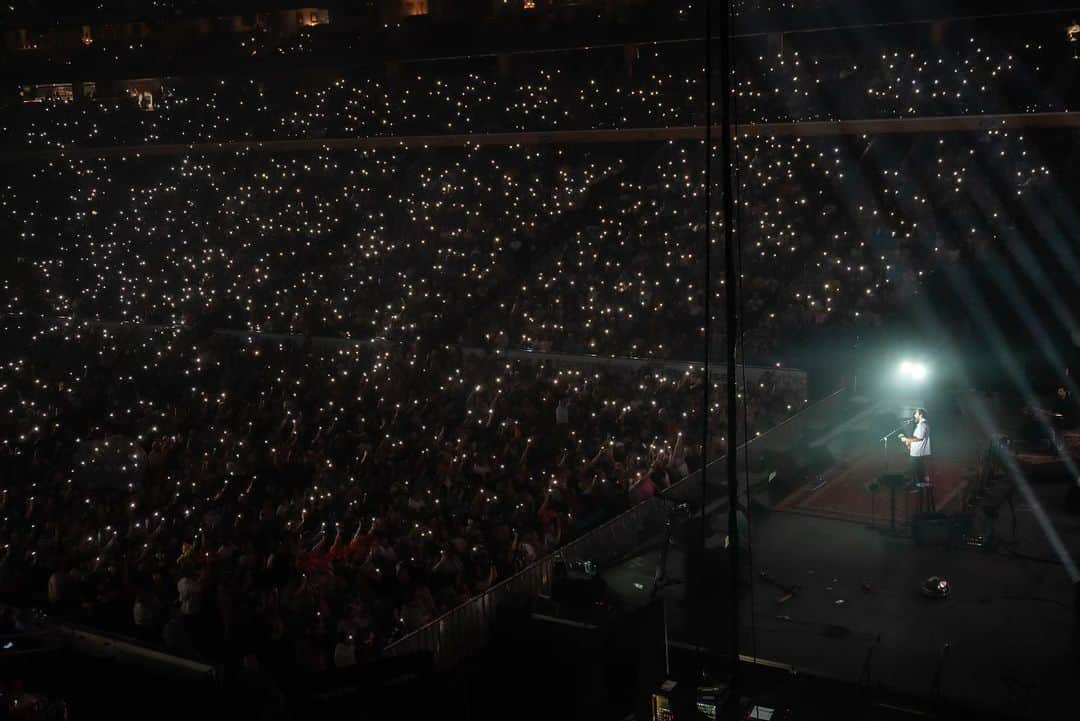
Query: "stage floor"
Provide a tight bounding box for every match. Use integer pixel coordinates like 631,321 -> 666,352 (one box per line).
771,391 -> 983,525
601,393 -> 1080,720
776,453 -> 970,526
604,510 -> 1077,720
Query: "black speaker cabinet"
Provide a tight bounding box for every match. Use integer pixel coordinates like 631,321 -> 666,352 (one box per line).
912,511 -> 953,546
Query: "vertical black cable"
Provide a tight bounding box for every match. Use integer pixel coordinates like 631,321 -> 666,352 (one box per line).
732,22 -> 758,668
719,0 -> 741,693
699,0 -> 715,666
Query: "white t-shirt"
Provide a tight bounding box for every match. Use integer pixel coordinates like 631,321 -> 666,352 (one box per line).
909,420 -> 931,457
177,576 -> 202,615
134,598 -> 156,627
47,571 -> 66,604
333,641 -> 357,668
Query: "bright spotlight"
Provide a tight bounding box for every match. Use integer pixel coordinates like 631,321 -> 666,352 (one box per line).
898,359 -> 929,382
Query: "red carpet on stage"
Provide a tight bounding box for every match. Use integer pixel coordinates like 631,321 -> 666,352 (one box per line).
776,454 -> 970,526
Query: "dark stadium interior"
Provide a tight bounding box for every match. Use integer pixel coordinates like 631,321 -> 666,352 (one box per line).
1,2 -> 1079,720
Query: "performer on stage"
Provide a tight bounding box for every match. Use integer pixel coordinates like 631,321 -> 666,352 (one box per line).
900,408 -> 931,486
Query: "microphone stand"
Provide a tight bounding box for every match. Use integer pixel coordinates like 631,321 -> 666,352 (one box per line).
651,499 -> 690,598
881,424 -> 910,534
881,425 -> 907,473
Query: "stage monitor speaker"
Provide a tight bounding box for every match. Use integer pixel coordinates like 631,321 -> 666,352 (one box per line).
763,451 -> 801,506
912,511 -> 953,546
766,471 -> 796,506
551,574 -> 608,612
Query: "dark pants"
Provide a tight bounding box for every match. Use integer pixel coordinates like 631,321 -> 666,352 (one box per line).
911,455 -> 929,485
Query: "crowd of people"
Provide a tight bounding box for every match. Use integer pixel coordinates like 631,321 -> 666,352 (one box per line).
2,129 -> 1049,361
4,25 -> 1075,149
0,129 -> 1053,670
0,315 -> 801,671
0,2 -> 1069,682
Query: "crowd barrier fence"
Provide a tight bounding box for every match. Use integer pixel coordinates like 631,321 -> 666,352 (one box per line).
384,386 -> 848,667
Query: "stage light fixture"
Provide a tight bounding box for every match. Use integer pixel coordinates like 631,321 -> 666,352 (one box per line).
897,359 -> 929,382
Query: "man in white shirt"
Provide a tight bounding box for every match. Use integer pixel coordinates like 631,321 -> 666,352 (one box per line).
900,408 -> 931,487
333,632 -> 357,668
555,397 -> 569,426
177,571 -> 203,616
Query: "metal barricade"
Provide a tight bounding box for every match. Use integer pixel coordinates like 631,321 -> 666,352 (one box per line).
384,387 -> 849,668
382,554 -> 555,664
